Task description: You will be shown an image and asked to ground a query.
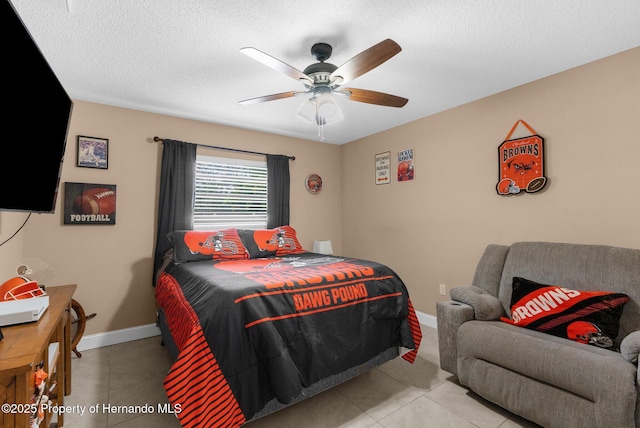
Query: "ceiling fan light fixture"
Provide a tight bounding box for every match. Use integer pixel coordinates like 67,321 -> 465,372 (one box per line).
296,91 -> 343,140
314,93 -> 342,124
295,99 -> 317,123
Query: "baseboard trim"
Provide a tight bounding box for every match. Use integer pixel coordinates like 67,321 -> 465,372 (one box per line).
76,310 -> 436,351
416,309 -> 436,329
76,323 -> 161,352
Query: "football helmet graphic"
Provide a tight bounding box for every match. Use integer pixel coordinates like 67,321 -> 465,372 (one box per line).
253,229 -> 281,252
397,161 -> 414,181
567,321 -> 613,348
183,231 -> 238,256
497,178 -> 520,195
255,229 -> 297,252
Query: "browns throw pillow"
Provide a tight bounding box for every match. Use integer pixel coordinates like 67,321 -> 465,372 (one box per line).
500,277 -> 630,349
275,226 -> 306,256
238,229 -> 281,258
169,229 -> 248,263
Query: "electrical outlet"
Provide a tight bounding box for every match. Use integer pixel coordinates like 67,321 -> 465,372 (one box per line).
439,283 -> 446,296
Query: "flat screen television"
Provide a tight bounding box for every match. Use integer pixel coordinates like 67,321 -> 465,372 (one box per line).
1,0 -> 73,213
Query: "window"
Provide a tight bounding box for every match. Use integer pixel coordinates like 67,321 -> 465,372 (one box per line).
193,155 -> 268,230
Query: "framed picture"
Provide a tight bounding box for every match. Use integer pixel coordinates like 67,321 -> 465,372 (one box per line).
77,135 -> 108,169
63,182 -> 116,225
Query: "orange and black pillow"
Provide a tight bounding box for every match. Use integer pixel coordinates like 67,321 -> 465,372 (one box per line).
238,229 -> 281,258
275,226 -> 306,256
238,226 -> 307,259
169,229 -> 249,263
500,277 -> 630,349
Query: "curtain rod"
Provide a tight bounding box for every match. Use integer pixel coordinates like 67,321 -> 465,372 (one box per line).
153,136 -> 295,160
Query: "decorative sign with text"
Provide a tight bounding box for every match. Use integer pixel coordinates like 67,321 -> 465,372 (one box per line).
497,120 -> 547,195
64,182 -> 117,225
397,148 -> 414,182
375,152 -> 391,185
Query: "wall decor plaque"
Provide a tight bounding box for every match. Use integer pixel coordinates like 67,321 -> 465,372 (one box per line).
63,182 -> 117,225
497,119 -> 547,195
305,174 -> 323,194
375,152 -> 391,185
397,148 -> 414,182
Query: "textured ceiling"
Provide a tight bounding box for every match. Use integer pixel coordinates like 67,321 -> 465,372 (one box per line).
10,0 -> 640,144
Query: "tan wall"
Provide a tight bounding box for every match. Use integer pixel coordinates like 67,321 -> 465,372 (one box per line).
0,214 -> 26,275
341,47 -> 640,317
1,47 -> 638,335
0,101 -> 342,335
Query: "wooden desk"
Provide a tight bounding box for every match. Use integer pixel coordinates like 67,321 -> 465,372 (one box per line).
0,284 -> 76,428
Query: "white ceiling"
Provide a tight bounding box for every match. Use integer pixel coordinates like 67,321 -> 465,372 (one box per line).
10,0 -> 640,144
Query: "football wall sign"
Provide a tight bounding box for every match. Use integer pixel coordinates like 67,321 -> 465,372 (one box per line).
497,119 -> 547,195
397,148 -> 414,182
64,182 -> 117,225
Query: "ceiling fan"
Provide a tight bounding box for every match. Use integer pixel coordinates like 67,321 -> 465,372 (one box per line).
239,39 -> 408,138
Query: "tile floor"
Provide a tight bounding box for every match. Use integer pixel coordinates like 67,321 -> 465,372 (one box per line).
63,326 -> 541,427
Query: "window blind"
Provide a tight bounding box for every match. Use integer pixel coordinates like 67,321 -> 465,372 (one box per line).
194,156 -> 268,230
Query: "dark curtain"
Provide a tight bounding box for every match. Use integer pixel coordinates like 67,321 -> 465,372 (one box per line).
152,139 -> 197,285
266,154 -> 290,228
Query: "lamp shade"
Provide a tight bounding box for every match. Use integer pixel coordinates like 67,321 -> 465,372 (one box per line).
296,93 -> 343,126
313,240 -> 333,255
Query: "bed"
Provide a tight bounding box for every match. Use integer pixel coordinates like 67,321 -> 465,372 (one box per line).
155,226 -> 422,427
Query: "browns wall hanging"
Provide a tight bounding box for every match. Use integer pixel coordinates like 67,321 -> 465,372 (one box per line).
497,119 -> 547,195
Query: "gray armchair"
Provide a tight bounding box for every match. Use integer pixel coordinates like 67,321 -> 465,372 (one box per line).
437,242 -> 640,428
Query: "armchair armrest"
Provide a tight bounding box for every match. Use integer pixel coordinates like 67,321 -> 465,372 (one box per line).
436,299 -> 474,376
620,331 -> 640,364
450,285 -> 504,321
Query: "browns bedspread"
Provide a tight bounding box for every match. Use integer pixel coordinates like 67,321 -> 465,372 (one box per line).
156,253 -> 422,427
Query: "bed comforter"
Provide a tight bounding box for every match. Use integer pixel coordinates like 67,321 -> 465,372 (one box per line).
156,252 -> 422,427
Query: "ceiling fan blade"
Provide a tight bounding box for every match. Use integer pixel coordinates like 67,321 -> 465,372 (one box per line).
329,39 -> 402,85
240,47 -> 313,85
339,88 -> 408,108
238,91 -> 306,105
